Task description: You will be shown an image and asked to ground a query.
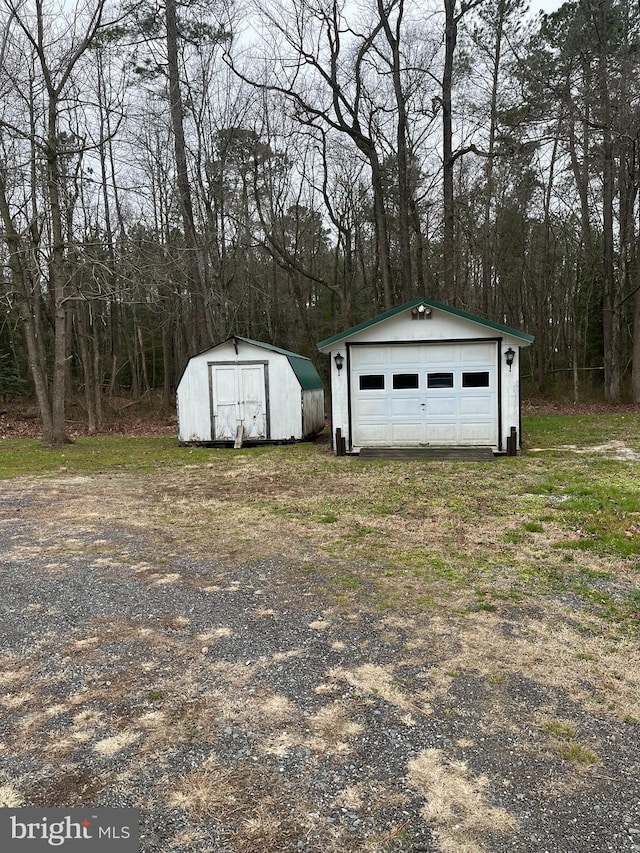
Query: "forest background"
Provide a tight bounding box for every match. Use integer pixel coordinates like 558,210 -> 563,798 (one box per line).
1,0 -> 639,445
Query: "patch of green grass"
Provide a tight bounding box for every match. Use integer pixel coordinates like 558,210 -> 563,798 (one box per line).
332,572 -> 361,591
489,588 -> 525,604
542,717 -> 599,765
623,590 -> 640,627
555,741 -> 599,765
411,556 -> 467,584
523,521 -> 544,533
556,534 -> 640,558
544,719 -> 576,739
513,561 -> 640,629
516,563 -> 566,591
527,466 -> 640,559
471,601 -> 498,613
523,413 -> 640,451
414,594 -> 436,610
345,522 -> 379,539
0,436 -> 208,479
471,587 -> 499,612
146,689 -> 164,702
318,512 -> 339,524
503,530 -> 524,544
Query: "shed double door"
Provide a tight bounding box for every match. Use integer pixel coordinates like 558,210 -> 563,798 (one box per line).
210,362 -> 267,441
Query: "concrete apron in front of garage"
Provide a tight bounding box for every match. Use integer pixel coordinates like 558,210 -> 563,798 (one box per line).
357,446 -> 496,461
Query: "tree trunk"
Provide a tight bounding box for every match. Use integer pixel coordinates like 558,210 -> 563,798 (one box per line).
534,119 -> 561,392
481,0 -> 507,317
633,260 -> 640,402
137,322 -> 151,396
0,170 -> 55,437
369,155 -> 393,310
587,0 -> 621,401
93,318 -> 103,430
165,0 -> 209,350
442,0 -> 457,301
378,0 -> 412,301
47,99 -> 72,446
76,306 -> 97,434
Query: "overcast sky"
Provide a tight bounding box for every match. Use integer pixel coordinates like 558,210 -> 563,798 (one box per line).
528,0 -> 564,15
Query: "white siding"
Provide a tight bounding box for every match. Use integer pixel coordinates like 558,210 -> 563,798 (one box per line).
343,308 -> 497,345
329,352 -> 350,449
500,341 -> 521,448
177,356 -> 211,442
267,354 -> 302,440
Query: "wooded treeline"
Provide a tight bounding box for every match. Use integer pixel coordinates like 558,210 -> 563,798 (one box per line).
0,0 -> 639,444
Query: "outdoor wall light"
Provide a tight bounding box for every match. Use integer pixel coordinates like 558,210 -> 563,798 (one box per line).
334,352 -> 345,373
505,347 -> 516,371
411,303 -> 432,319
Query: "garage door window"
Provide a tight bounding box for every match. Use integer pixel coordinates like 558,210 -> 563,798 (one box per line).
359,374 -> 385,390
462,371 -> 490,388
427,372 -> 454,389
392,373 -> 419,390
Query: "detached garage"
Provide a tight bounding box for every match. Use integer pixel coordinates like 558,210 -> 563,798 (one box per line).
177,337 -> 324,446
317,298 -> 533,455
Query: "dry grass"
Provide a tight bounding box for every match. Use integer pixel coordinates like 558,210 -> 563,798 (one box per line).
405,613 -> 640,724
408,749 -> 518,853
168,760 -> 247,819
327,663 -> 429,718
168,759 -> 312,852
0,782 -> 23,808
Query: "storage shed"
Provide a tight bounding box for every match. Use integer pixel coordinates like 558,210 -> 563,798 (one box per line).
317,297 -> 534,455
177,337 -> 325,445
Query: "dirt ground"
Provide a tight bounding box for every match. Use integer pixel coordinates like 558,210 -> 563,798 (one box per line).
1,467 -> 639,853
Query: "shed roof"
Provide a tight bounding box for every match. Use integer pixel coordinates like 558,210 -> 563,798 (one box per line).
181,336 -> 323,391
236,337 -> 323,390
317,297 -> 534,350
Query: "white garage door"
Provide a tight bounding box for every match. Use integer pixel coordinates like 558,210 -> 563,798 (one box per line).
351,342 -> 498,447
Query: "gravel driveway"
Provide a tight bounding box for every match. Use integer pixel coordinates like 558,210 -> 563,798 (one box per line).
1,475 -> 639,853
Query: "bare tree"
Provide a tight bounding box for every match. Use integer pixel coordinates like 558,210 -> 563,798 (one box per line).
164,0 -> 209,350
227,0 -> 400,308
441,0 -> 484,302
377,0 -> 413,299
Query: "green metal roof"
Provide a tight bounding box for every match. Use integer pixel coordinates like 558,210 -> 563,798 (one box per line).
235,337 -> 324,390
317,297 -> 534,350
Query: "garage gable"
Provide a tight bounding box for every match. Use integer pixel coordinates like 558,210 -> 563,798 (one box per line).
317,297 -> 534,350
